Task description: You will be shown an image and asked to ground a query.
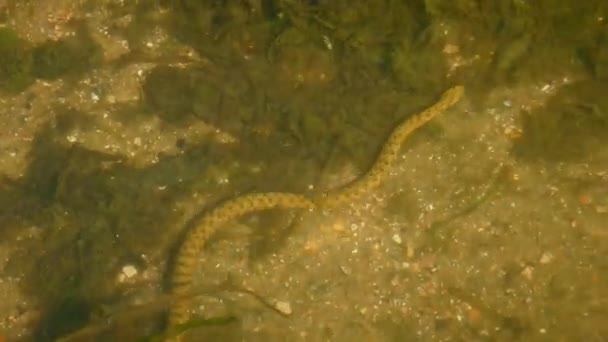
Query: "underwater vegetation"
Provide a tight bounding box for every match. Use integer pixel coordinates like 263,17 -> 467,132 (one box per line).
0,27 -> 34,92
31,28 -> 103,80
0,25 -> 101,93
514,79 -> 608,162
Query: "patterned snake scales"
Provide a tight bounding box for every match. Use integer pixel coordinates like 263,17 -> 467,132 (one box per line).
167,85 -> 465,338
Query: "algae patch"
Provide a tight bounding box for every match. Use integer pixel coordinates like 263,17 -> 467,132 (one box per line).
0,28 -> 34,93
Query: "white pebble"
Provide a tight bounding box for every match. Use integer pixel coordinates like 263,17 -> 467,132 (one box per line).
122,265 -> 138,278
392,234 -> 402,244
539,252 -> 553,264
275,301 -> 292,315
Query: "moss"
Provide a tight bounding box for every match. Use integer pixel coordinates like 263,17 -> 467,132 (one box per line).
35,295 -> 93,341
0,28 -> 34,93
513,80 -> 608,162
142,65 -> 196,123
388,38 -> 447,92
31,29 -> 103,80
3,119 -> 212,339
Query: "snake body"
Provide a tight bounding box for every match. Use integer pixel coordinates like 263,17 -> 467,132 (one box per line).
167,86 -> 464,338
315,85 -> 465,208
168,193 -> 315,328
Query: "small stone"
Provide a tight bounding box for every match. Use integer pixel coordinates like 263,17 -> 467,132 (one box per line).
122,265 -> 138,278
339,265 -> 352,275
275,301 -> 292,315
521,265 -> 534,280
539,252 -> 553,264
392,234 -> 402,244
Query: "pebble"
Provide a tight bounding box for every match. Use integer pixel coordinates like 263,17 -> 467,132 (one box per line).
122,265 -> 138,278
539,252 -> 553,264
275,301 -> 292,315
521,265 -> 534,280
117,264 -> 138,282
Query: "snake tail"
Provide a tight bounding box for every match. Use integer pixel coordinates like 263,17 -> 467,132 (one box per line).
168,192 -> 315,329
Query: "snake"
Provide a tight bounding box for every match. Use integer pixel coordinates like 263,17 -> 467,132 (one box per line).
314,85 -> 465,208
167,193 -> 316,330
166,85 -> 465,339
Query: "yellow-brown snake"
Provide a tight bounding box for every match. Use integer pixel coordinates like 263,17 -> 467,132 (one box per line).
167,85 -> 465,339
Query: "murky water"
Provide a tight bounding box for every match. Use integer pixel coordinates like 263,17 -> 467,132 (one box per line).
0,1 -> 606,341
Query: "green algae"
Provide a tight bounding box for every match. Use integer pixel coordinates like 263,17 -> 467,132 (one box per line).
31,28 -> 103,80
0,27 -> 34,93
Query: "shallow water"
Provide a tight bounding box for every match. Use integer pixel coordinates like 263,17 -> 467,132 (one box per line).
0,1 -> 606,341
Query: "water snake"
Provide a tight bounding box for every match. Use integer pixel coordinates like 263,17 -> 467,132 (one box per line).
166,85 -> 465,339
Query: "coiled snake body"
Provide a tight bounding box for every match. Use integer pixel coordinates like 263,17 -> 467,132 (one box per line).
167,86 -> 465,337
